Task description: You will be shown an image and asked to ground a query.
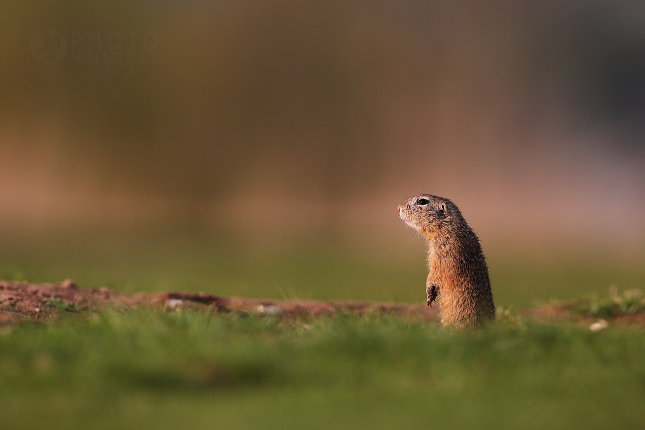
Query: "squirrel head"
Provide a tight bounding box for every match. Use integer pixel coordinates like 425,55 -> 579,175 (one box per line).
398,194 -> 463,238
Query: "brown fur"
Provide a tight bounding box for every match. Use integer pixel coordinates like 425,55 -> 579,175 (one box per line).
398,194 -> 495,329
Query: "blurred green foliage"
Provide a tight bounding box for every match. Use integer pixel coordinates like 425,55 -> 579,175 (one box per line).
1,309 -> 644,430
1,0 -> 644,284
571,287 -> 645,318
0,227 -> 643,308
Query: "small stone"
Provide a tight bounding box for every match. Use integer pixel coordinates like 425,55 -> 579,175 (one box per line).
167,299 -> 183,309
255,304 -> 283,316
590,319 -> 608,332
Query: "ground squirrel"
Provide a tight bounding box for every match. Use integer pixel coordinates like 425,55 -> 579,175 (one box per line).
398,194 -> 495,329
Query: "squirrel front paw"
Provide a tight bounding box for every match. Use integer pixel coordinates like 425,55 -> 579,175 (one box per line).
426,285 -> 438,307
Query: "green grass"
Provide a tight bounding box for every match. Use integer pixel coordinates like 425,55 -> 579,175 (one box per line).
1,227 -> 643,308
1,308 -> 644,430
1,227 -> 644,428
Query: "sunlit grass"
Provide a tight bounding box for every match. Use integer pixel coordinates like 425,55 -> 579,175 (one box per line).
1,308 -> 644,430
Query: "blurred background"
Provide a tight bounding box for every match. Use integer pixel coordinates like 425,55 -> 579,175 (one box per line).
1,0 -> 643,307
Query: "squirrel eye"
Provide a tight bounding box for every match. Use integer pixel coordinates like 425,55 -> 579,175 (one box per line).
417,198 -> 430,205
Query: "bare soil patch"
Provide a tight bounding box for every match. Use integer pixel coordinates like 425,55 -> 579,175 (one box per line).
0,279 -> 440,324
1,280 -> 643,328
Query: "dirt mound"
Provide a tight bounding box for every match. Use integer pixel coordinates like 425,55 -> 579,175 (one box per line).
0,280 -> 441,324
2,280 -> 644,329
